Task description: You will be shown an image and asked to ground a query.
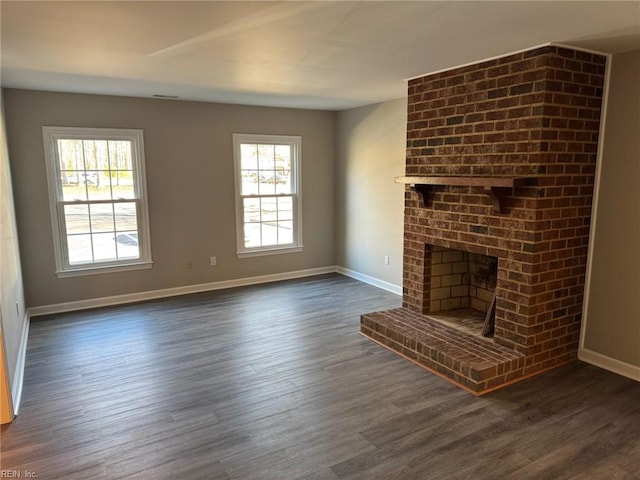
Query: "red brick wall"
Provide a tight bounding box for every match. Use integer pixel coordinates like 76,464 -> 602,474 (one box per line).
402,45 -> 606,371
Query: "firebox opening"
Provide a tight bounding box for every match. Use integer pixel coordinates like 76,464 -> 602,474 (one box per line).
428,245 -> 498,338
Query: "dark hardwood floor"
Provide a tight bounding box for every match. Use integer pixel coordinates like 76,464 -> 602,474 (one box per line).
1,274 -> 638,479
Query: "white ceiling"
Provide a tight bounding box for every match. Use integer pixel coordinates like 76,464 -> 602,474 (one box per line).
1,1 -> 639,110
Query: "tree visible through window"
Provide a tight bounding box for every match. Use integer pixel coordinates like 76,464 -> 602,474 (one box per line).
233,134 -> 302,257
43,127 -> 152,276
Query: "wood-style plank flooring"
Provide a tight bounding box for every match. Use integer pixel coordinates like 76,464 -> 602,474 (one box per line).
1,274 -> 639,479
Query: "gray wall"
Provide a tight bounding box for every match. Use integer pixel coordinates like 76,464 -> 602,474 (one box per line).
336,98 -> 406,289
1,94 -> 27,419
3,89 -> 336,308
582,49 -> 640,370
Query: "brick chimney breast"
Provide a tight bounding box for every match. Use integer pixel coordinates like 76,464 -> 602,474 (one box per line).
362,45 -> 607,394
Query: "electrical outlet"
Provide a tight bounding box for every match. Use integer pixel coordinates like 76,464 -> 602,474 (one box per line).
210,256 -> 217,267
384,255 -> 390,265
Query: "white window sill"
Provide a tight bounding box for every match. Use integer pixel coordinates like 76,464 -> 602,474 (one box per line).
237,245 -> 303,258
55,261 -> 153,278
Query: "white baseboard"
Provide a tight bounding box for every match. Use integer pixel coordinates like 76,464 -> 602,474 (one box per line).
336,266 -> 402,295
28,266 -> 337,317
578,348 -> 640,382
11,311 -> 29,416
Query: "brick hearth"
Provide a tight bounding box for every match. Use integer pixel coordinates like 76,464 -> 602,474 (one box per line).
361,45 -> 607,394
361,309 -> 524,394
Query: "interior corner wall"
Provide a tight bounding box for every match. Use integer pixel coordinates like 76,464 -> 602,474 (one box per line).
0,93 -> 27,421
582,49 -> 640,373
3,89 -> 336,308
336,98 -> 406,290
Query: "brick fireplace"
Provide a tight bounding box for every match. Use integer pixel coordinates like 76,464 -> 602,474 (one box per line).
361,45 -> 607,394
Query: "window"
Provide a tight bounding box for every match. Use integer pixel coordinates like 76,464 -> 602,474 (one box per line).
233,134 -> 302,257
42,127 -> 152,277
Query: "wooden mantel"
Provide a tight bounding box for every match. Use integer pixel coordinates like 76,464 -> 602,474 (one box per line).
395,176 -> 527,214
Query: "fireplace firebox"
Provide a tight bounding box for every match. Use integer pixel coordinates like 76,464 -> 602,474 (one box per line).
427,245 -> 498,337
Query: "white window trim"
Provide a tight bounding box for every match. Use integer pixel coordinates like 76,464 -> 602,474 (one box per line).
232,133 -> 303,258
42,126 -> 153,277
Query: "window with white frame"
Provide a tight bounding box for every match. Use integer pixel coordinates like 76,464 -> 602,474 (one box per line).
42,127 -> 152,277
233,134 -> 302,257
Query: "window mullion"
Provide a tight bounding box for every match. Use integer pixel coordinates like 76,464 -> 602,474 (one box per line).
86,198 -> 95,263
111,202 -> 119,260
107,140 -> 115,200
275,195 -> 280,245
259,196 -> 263,247
80,140 -> 90,203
